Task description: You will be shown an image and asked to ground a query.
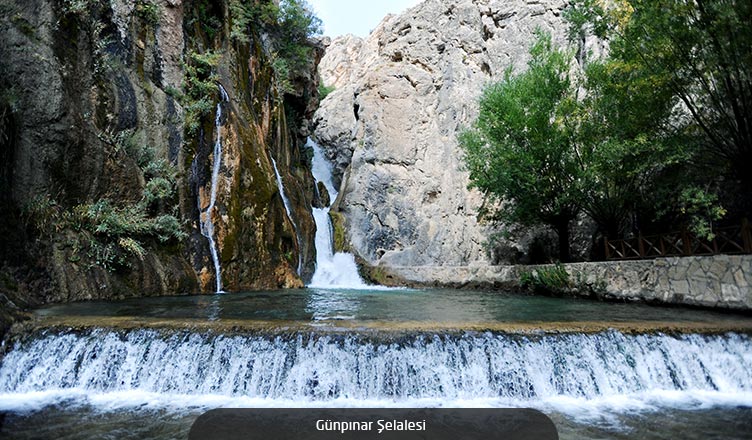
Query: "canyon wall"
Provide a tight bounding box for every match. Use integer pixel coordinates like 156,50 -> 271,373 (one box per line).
314,0 -> 592,269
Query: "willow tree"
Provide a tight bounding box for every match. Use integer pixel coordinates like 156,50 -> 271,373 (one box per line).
460,31 -> 688,259
459,33 -> 581,261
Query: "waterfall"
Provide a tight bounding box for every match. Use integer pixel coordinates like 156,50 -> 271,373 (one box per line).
199,85 -> 229,294
307,138 -> 368,288
271,157 -> 302,275
1,329 -> 751,413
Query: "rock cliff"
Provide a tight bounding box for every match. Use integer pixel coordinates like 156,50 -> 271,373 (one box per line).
313,0 -> 580,268
0,0 -> 322,330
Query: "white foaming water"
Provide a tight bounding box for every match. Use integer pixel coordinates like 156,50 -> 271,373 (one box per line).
271,156 -> 302,274
307,138 -> 368,288
1,329 -> 751,419
199,84 -> 229,293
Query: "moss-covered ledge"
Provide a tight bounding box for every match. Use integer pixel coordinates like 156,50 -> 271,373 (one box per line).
377,255 -> 752,310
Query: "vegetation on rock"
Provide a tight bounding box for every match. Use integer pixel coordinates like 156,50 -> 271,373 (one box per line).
181,50 -> 221,137
519,264 -> 571,295
229,0 -> 321,93
317,81 -> 334,100
134,0 -> 160,26
22,136 -> 185,272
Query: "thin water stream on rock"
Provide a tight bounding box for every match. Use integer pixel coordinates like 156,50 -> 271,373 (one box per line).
198,84 -> 229,294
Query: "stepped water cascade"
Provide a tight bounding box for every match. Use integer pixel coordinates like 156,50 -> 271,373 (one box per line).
2,288 -> 752,439
307,138 -> 369,288
198,84 -> 229,293
1,329 -> 751,413
5,1 -> 752,439
271,156 -> 302,275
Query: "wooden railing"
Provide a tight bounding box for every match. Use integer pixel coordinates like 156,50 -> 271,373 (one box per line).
604,219 -> 752,260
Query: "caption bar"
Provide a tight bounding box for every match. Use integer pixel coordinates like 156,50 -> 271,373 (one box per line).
188,408 -> 558,440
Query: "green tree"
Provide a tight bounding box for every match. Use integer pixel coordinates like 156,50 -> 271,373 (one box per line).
461,30 -> 694,259
567,0 -> 752,193
573,53 -> 691,238
460,33 -> 581,261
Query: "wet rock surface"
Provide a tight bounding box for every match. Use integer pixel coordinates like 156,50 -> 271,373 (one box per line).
0,0 -> 321,317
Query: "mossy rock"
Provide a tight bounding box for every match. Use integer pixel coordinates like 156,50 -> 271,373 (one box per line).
317,181 -> 330,207
328,210 -> 348,253
355,260 -> 409,287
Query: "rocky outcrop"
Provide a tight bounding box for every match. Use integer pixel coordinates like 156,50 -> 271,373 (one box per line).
0,0 -> 322,322
313,0 -> 578,268
1,0 -> 199,304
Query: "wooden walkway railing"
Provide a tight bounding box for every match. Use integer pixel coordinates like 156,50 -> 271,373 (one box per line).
604,219 -> 752,260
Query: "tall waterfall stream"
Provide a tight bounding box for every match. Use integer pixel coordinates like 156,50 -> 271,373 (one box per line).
307,138 -> 369,288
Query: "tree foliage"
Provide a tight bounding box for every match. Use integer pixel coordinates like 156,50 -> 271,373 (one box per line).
229,0 -> 322,93
574,50 -> 692,237
460,33 -> 580,261
567,0 -> 752,192
462,0 -> 750,261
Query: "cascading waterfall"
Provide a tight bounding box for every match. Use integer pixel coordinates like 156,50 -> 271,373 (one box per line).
1,329 -> 751,412
199,84 -> 229,293
307,138 -> 368,288
271,156 -> 302,275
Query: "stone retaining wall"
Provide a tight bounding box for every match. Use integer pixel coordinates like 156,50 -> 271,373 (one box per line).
381,255 -> 752,310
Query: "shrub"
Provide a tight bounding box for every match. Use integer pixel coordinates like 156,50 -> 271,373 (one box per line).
22,194 -> 64,237
677,187 -> 726,241
74,199 -> 186,270
229,0 -> 321,95
23,143 -> 185,271
182,50 -> 220,136
519,264 -> 571,294
135,0 -> 160,25
143,177 -> 174,206
318,82 -> 334,100
272,55 -> 294,94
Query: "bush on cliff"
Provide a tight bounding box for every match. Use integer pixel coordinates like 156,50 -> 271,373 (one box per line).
22,138 -> 185,272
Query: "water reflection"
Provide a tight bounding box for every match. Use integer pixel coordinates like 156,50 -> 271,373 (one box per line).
35,288 -> 751,325
196,295 -> 222,321
305,288 -> 360,321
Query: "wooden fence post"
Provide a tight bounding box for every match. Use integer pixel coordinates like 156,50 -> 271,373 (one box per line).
638,232 -> 645,257
659,236 -> 666,256
681,227 -> 692,256
743,218 -> 752,253
604,237 -> 610,260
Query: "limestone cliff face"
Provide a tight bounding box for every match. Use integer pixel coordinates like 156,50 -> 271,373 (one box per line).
0,0 -> 321,318
313,0 -> 573,267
